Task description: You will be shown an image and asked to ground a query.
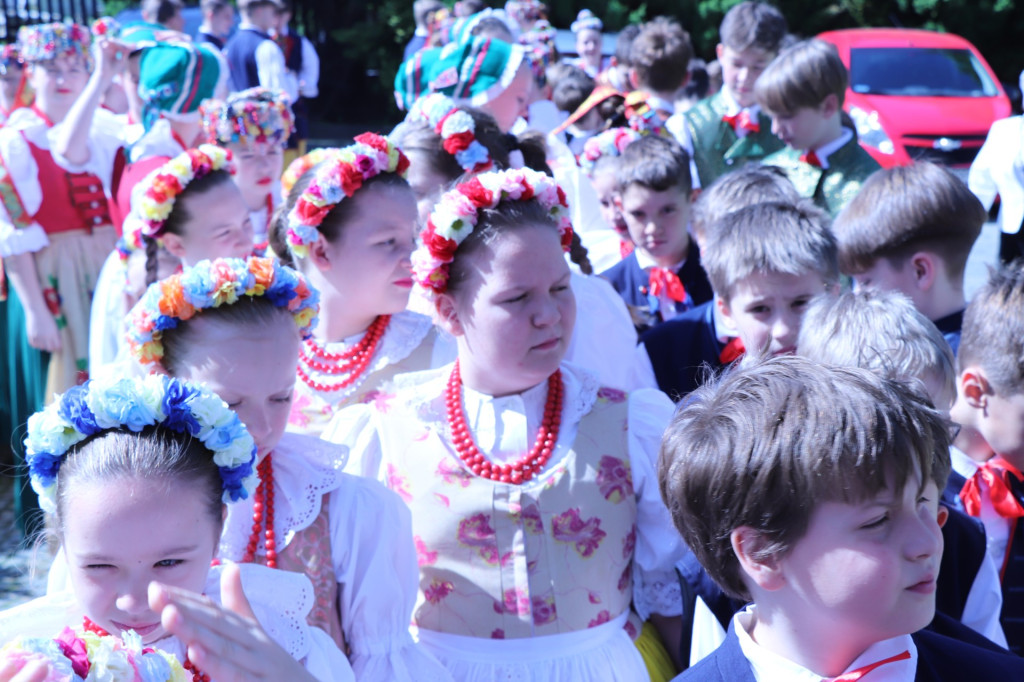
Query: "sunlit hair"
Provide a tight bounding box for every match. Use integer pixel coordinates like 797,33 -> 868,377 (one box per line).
658,355 -> 951,600
755,38 -> 846,116
719,1 -> 787,54
959,261 -> 1024,396
691,164 -> 799,243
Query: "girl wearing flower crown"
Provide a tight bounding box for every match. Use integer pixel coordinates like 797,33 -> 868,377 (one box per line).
325,167 -> 685,681
580,126 -> 642,269
0,375 -> 353,681
90,144 -> 255,374
200,87 -> 293,246
124,255 -> 451,680
277,132 -> 453,438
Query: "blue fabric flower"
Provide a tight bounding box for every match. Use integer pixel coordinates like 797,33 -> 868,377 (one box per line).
161,380 -> 202,436
153,315 -> 179,332
220,461 -> 255,501
91,378 -> 160,432
58,384 -> 101,437
26,452 -> 61,483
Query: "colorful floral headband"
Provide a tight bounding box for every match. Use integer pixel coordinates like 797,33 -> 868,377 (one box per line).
26,374 -> 258,514
412,167 -> 573,295
408,93 -> 493,174
134,144 -> 234,238
580,127 -> 641,177
17,22 -> 90,63
281,146 -> 341,196
201,87 -> 295,147
90,16 -> 120,38
127,256 -> 320,368
3,628 -> 187,681
286,132 -> 410,258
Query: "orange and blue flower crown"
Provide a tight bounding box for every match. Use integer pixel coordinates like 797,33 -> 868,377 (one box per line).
127,256 -> 320,369
26,374 -> 259,514
286,132 -> 410,259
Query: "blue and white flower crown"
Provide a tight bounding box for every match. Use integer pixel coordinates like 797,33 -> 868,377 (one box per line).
26,374 -> 258,514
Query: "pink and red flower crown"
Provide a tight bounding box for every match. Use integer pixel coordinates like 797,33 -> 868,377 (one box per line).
412,167 -> 573,296
286,132 -> 410,258
133,144 -> 234,238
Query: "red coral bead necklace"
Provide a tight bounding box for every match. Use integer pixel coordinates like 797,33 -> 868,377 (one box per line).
241,454 -> 277,569
445,360 -> 563,484
297,314 -> 390,392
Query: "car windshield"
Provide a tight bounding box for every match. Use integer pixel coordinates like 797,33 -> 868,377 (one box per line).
850,47 -> 999,97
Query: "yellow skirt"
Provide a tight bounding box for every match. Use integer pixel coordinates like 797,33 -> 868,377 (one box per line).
32,225 -> 116,398
635,621 -> 678,682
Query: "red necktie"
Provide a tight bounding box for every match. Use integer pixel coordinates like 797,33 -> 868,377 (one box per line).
800,149 -> 822,167
825,650 -> 911,682
960,458 -> 1024,519
721,110 -> 760,133
718,336 -> 745,365
648,267 -> 687,303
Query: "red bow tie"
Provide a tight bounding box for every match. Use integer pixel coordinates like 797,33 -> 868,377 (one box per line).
648,267 -> 687,303
826,650 -> 911,682
800,149 -> 823,168
722,110 -> 760,133
718,336 -> 745,365
960,458 -> 1024,519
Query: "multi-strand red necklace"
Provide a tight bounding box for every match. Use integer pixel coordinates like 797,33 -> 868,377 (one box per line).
83,618 -> 210,682
297,315 -> 390,393
445,361 -> 563,484
242,455 -> 277,569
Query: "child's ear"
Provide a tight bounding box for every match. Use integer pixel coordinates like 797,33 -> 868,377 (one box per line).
937,505 -> 950,528
717,295 -> 733,324
909,252 -> 937,292
309,234 -> 332,272
161,233 -> 186,259
435,293 -> 465,337
958,367 -> 992,410
628,67 -> 640,91
731,526 -> 785,591
715,43 -> 725,61
820,92 -> 840,118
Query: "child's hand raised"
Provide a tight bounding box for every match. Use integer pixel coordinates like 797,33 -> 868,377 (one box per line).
0,658 -> 50,682
149,564 -> 320,682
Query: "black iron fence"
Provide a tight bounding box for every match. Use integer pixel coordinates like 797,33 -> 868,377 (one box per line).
0,0 -> 102,40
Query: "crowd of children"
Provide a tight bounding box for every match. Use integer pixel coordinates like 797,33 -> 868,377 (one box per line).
1,1 -> 1023,680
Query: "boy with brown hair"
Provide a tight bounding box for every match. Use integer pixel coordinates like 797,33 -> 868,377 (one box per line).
628,17 -> 692,120
600,134 -> 712,333
952,262 -> 1024,655
661,355 -> 1024,680
833,161 -> 986,355
638,165 -> 800,400
673,1 -> 787,188
758,38 -> 880,216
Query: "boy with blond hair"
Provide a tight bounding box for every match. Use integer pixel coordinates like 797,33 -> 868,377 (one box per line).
673,2 -> 787,188
600,135 -> 712,333
660,356 -> 1024,680
797,288 -> 1007,648
639,165 -> 800,399
758,38 -> 879,216
833,162 -> 986,355
952,263 -> 1024,655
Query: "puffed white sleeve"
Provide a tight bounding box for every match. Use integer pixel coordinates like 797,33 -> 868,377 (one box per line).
565,273 -> 643,392
968,119 -> 1009,211
323,403 -> 385,481
628,387 -> 685,621
328,474 -> 453,681
210,563 -> 355,681
0,128 -> 46,257
47,109 -> 124,190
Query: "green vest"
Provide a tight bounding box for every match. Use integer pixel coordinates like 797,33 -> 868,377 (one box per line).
763,133 -> 881,217
684,92 -> 784,187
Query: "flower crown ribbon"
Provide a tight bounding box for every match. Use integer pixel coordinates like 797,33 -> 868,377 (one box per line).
127,256 -> 320,369
26,374 -> 259,514
134,144 -> 234,238
408,93 -> 493,174
200,87 -> 295,146
412,167 -> 573,295
3,627 -> 188,681
580,126 -> 641,177
286,132 -> 410,259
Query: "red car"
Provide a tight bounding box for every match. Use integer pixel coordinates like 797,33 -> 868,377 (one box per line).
818,28 -> 1012,168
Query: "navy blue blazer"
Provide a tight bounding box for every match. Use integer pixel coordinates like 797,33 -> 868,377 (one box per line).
641,301 -> 725,402
677,624 -> 1024,681
600,246 -> 713,333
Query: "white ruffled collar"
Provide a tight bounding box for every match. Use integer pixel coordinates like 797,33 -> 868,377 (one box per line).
306,310 -> 434,404
219,432 -> 348,560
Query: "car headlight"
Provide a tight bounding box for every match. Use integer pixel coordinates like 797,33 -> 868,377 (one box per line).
848,105 -> 894,155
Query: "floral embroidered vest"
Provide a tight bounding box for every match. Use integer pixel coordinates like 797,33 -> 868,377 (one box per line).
289,327 -> 438,438
274,502 -> 346,651
380,389 -> 636,638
